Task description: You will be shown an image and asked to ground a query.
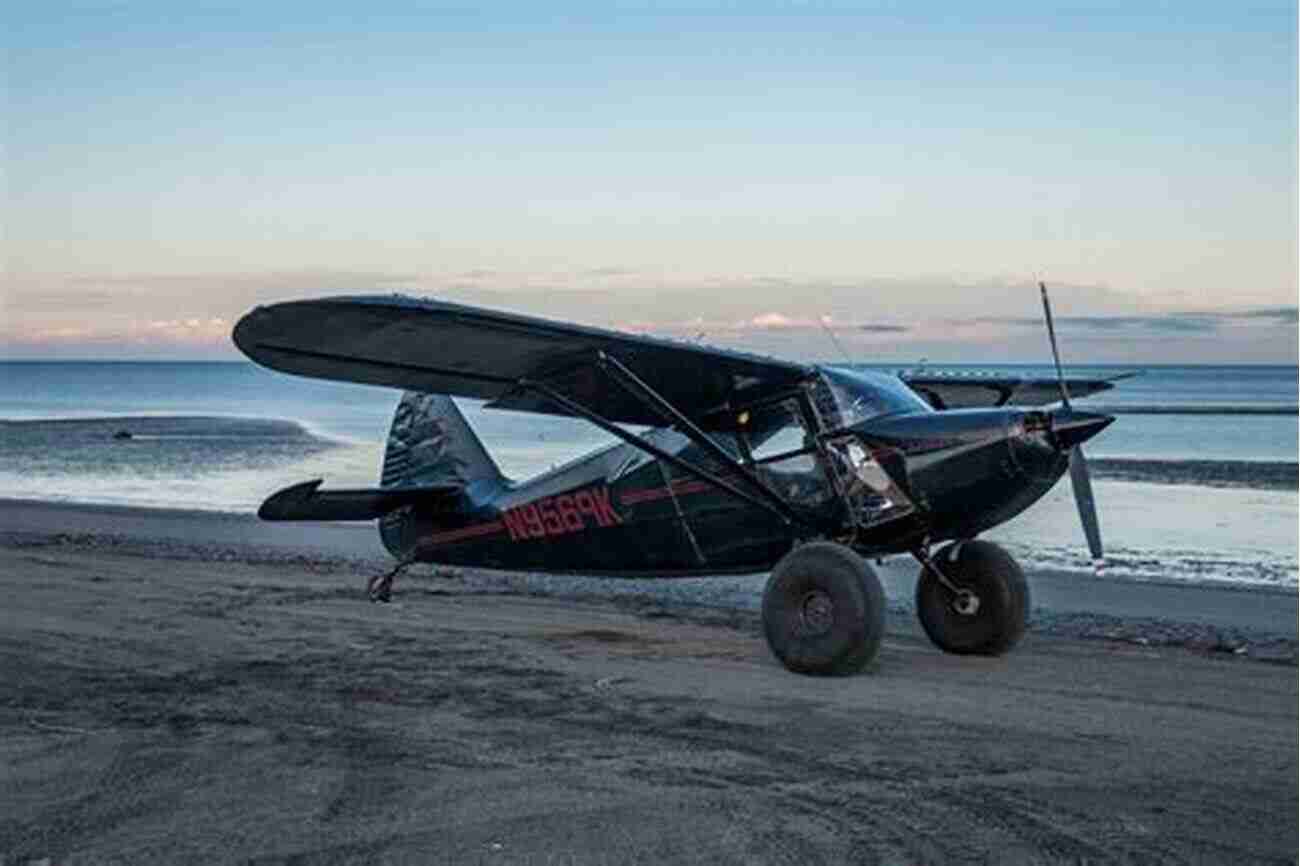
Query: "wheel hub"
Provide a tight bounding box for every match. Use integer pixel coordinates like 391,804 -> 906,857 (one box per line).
950,589 -> 981,616
798,590 -> 835,636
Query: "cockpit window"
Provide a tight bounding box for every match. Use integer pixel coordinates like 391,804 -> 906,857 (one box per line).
816,367 -> 931,428
735,398 -> 836,510
744,399 -> 806,460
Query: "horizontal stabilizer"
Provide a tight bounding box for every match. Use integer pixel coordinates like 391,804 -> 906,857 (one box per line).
258,479 -> 460,522
902,374 -> 1123,410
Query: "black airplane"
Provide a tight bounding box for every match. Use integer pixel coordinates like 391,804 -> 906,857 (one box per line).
233,285 -> 1117,676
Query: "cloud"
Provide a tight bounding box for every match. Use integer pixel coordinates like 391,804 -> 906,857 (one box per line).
5,269 -> 424,318
457,269 -> 499,279
1252,308 -> 1298,324
420,273 -> 1152,330
1050,316 -> 1217,334
3,265 -> 1294,362
748,312 -> 801,329
1193,307 -> 1298,325
625,312 -> 910,335
4,312 -> 237,355
965,307 -> 1299,335
31,326 -> 96,340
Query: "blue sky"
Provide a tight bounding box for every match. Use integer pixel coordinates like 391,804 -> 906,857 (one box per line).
5,2 -> 1297,361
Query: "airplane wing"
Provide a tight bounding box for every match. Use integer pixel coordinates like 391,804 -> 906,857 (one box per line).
233,294 -> 812,427
901,373 -> 1126,410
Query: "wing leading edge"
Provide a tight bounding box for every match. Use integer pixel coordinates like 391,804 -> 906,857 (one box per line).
233,295 -> 811,427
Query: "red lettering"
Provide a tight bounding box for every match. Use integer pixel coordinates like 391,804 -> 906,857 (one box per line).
521,504 -> 545,538
538,499 -> 563,535
555,495 -> 582,532
589,487 -> 621,527
502,508 -> 530,541
503,487 -> 620,542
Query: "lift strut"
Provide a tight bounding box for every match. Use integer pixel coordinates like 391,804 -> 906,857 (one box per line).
595,351 -> 812,527
514,373 -> 816,533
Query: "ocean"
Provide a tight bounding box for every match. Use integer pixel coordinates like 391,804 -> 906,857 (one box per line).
2,361 -> 1295,590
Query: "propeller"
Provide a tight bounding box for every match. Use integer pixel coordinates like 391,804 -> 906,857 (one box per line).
1040,282 -> 1107,575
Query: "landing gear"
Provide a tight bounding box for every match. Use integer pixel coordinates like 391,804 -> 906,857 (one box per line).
762,542 -> 886,675
366,556 -> 415,603
366,569 -> 397,602
914,540 -> 1028,655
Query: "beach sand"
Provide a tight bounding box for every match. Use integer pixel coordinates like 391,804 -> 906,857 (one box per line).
1,503 -> 1296,863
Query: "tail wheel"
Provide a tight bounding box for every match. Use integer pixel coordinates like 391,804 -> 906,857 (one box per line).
915,540 -> 1028,655
762,542 -> 886,675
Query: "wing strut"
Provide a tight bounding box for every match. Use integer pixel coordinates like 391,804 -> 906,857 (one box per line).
594,351 -> 813,528
515,376 -> 816,532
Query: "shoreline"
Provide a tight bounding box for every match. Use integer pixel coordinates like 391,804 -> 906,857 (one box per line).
5,411 -> 1299,492
2,497 -> 1294,661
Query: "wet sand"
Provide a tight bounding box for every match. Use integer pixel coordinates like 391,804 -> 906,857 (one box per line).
1089,457 -> 1298,491
2,499 -> 1295,649
1,505 -> 1297,864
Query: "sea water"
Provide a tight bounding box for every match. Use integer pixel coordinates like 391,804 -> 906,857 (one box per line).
1,361 -> 1295,589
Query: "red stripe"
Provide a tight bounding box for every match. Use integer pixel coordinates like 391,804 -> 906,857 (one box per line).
620,488 -> 671,505
619,478 -> 714,507
426,477 -> 723,541
424,520 -> 504,545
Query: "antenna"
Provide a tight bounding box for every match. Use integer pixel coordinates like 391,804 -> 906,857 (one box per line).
818,316 -> 853,364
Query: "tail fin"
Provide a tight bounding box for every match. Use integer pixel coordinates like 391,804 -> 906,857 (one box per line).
381,392 -> 506,489
257,393 -> 504,531
379,392 -> 507,556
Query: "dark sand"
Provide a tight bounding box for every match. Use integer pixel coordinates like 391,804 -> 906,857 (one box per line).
1,502 -> 1297,864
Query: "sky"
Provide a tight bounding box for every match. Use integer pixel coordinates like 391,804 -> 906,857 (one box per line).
4,1 -> 1297,363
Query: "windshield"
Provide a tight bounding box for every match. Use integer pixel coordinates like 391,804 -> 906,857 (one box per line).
815,366 -> 932,428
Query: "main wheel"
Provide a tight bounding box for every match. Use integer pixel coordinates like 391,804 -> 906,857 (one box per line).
762,542 -> 886,675
915,540 -> 1028,655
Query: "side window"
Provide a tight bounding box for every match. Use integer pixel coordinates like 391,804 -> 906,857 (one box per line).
672,431 -> 741,472
741,398 -> 834,508
744,399 -> 809,462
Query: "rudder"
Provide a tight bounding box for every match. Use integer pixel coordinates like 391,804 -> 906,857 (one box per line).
379,392 -> 507,556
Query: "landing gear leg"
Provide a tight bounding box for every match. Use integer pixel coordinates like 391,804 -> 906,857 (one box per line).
366,556 -> 415,603
913,540 -> 1028,656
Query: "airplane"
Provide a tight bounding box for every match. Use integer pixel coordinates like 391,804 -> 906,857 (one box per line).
232,284 -> 1117,676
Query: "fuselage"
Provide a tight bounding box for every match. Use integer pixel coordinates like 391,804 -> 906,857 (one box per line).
381,367 -> 1111,576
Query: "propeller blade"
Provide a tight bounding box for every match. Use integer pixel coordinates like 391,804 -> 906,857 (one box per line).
1039,281 -> 1072,409
1068,445 -> 1105,574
